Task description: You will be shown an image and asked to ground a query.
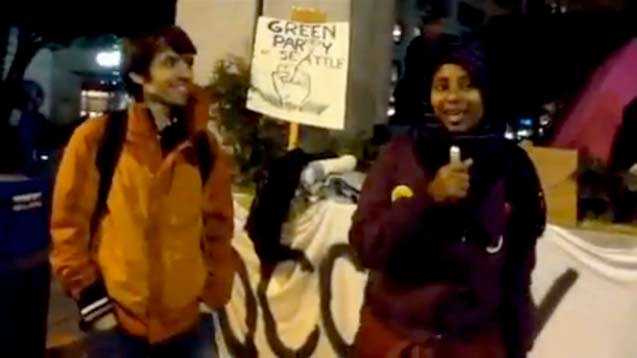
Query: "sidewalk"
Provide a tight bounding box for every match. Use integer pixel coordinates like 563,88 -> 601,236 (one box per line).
46,279 -> 85,358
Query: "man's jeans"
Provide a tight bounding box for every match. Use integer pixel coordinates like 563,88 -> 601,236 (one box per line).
86,314 -> 217,358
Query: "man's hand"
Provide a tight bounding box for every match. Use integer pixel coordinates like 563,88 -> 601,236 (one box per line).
92,313 -> 117,332
428,159 -> 473,204
629,163 -> 637,176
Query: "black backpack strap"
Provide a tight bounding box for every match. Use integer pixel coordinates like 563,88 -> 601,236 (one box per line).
192,130 -> 214,185
89,110 -> 128,240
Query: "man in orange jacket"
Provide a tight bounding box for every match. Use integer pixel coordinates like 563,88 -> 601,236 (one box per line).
50,26 -> 235,357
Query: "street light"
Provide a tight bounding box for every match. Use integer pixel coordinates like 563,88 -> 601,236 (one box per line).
96,50 -> 121,68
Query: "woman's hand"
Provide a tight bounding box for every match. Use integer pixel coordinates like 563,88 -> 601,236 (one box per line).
428,159 -> 473,203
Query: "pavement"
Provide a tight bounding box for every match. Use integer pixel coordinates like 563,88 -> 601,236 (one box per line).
46,280 -> 86,358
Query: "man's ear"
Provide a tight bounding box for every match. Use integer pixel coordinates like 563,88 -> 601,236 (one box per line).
129,72 -> 145,85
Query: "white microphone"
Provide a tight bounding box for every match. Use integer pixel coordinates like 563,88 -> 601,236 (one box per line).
450,146 -> 461,166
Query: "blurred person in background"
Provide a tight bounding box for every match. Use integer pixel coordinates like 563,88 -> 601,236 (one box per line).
609,97 -> 637,222
350,42 -> 546,358
5,80 -> 50,175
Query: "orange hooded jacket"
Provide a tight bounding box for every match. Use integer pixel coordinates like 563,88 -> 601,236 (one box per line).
50,92 -> 235,343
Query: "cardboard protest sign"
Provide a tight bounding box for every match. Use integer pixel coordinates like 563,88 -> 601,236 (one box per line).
247,17 -> 350,130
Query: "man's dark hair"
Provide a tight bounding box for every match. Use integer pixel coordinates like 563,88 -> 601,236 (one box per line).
122,26 -> 197,100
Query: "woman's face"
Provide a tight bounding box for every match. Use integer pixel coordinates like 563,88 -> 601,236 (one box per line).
430,63 -> 484,133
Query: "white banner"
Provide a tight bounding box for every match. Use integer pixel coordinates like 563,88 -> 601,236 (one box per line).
247,17 -> 350,130
215,198 -> 365,358
216,198 -> 637,357
530,226 -> 637,358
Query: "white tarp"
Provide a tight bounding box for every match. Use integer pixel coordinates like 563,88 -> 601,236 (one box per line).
215,199 -> 365,358
215,198 -> 637,357
530,226 -> 637,358
247,17 -> 350,130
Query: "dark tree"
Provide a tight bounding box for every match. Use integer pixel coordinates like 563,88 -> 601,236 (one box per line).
0,0 -> 177,129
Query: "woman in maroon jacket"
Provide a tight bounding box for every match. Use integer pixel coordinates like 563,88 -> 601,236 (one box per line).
349,42 -> 546,358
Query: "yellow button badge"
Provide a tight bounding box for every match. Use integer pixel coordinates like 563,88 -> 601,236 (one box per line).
391,185 -> 414,202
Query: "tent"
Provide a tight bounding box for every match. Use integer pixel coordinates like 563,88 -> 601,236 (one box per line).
551,39 -> 637,163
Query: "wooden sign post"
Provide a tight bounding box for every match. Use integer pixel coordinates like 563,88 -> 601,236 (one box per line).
287,7 -> 328,150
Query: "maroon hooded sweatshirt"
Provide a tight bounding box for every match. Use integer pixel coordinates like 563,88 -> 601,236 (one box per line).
349,131 -> 545,358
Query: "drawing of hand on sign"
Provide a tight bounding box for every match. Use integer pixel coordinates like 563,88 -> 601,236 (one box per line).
271,41 -> 319,110
271,63 -> 311,109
